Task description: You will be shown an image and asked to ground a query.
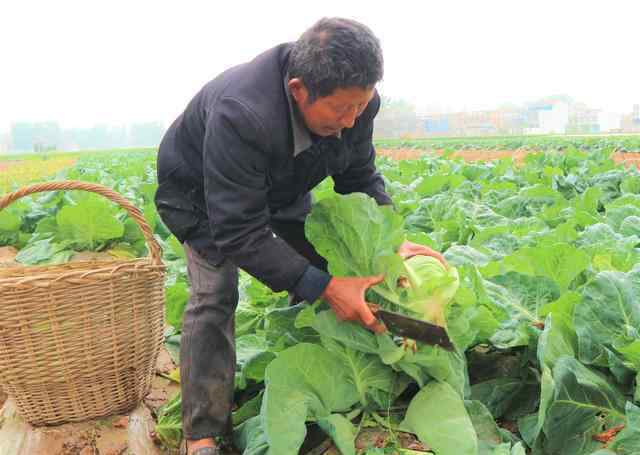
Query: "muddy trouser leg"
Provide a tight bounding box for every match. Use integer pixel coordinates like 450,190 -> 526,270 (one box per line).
270,220 -> 328,304
180,243 -> 239,440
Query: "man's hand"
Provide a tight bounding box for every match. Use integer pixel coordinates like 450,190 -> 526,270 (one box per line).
398,240 -> 448,267
321,275 -> 386,334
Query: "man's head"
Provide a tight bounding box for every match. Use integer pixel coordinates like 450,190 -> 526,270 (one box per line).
287,17 -> 384,137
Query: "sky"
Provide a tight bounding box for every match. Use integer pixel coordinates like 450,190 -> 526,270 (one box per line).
1,0 -> 639,133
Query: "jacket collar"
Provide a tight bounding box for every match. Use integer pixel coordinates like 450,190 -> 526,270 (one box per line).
284,74 -> 313,157
284,74 -> 342,157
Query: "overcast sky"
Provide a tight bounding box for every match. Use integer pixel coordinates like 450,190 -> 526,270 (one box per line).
1,0 -> 639,132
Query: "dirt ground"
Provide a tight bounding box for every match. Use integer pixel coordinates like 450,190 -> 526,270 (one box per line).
377,147 -> 640,168
0,160 -> 28,172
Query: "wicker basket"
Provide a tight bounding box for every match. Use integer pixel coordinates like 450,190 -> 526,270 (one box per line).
0,181 -> 166,426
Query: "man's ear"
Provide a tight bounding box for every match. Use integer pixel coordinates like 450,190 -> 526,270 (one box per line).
288,78 -> 309,105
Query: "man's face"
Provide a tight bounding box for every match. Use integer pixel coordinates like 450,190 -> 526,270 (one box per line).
288,78 -> 375,137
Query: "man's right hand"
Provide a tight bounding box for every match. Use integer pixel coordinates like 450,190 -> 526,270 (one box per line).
321,275 -> 386,334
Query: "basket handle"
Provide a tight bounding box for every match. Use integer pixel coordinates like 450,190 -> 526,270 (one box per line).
0,180 -> 163,266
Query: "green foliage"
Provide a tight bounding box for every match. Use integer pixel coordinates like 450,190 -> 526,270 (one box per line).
11,143 -> 640,455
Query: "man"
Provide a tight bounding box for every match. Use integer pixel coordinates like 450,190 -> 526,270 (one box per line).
155,17 -> 445,455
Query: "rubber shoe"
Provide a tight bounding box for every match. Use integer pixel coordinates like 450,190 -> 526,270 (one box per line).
180,440 -> 221,455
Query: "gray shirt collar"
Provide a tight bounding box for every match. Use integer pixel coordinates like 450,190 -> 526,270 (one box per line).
284,74 -> 313,157
284,74 -> 341,157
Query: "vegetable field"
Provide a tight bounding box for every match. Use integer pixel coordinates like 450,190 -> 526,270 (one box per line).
2,138 -> 640,455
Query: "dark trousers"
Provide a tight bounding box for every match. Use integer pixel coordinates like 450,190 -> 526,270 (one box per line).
180,221 -> 327,440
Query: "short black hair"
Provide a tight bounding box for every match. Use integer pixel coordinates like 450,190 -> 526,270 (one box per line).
288,17 -> 384,103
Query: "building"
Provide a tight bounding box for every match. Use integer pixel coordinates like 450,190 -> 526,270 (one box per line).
524,96 -> 570,135
621,104 -> 640,133
0,133 -> 9,153
567,102 -> 600,133
422,108 -> 528,136
598,111 -> 623,133
419,96 -> 637,137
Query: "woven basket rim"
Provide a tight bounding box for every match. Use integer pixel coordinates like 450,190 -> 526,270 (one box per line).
0,180 -> 163,266
0,258 -> 166,290
0,257 -> 160,275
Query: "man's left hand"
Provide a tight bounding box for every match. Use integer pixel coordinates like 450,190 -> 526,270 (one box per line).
398,240 -> 448,268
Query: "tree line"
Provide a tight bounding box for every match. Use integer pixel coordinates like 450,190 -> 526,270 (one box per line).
6,121 -> 166,152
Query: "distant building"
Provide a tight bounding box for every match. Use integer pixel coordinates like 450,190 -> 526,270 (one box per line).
422,108 -> 528,137
621,104 -> 640,133
598,111 -> 623,133
0,133 -> 9,153
521,95 -> 571,135
567,102 -> 600,133
419,95 -> 637,137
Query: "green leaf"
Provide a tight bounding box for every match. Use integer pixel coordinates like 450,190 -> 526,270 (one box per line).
233,415 -> 269,455
56,196 -> 124,249
464,400 -> 505,452
236,334 -> 275,388
232,391 -> 263,426
517,366 -> 554,449
264,304 -> 320,350
400,343 -> 469,397
471,377 -> 526,420
0,210 -> 20,232
155,392 -> 183,449
376,333 -> 406,365
496,243 -> 590,291
262,343 -> 359,455
317,414 -> 357,455
312,310 -> 378,354
306,193 -> 407,304
320,335 -> 398,409
542,356 -> 626,454
607,401 -> 640,453
400,381 -> 478,455
165,280 -> 189,331
575,269 -> 640,369
578,223 -> 640,272
15,238 -> 72,265
294,302 -> 318,329
538,315 -> 575,369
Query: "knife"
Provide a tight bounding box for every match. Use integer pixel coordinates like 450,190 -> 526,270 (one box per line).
370,305 -> 455,350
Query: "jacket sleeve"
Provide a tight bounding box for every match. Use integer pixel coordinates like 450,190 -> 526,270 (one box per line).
203,96 -> 331,301
332,92 -> 393,206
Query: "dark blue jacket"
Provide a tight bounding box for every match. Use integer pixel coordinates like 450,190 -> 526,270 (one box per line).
155,42 -> 391,303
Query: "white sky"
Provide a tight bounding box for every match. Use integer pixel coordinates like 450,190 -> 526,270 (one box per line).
1,0 -> 639,132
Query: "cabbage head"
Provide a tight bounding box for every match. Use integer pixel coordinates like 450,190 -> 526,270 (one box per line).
305,193 -> 460,327
401,255 -> 460,327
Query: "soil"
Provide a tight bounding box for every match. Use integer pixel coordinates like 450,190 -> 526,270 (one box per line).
0,161 -> 19,172
0,160 -> 25,173
0,246 -> 18,268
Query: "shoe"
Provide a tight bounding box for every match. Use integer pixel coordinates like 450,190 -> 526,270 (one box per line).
180,439 -> 221,455
192,448 -> 221,455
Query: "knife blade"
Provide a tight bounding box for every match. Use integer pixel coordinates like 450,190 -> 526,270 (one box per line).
374,308 -> 454,350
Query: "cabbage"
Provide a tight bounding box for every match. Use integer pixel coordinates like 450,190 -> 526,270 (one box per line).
305,193 -> 460,327
401,255 -> 460,326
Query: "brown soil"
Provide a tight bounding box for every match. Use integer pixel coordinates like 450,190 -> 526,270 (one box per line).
0,246 -> 18,268
0,160 -> 27,173
0,160 -> 21,171
318,427 -> 429,454
378,147 -> 640,168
